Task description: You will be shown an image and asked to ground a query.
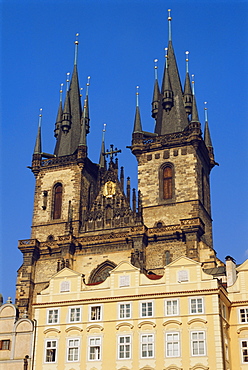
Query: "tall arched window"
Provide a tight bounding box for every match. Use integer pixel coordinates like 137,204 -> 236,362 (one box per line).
163,166 -> 173,200
53,183 -> 62,219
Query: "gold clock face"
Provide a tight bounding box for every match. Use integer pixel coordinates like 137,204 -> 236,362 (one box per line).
103,181 -> 116,198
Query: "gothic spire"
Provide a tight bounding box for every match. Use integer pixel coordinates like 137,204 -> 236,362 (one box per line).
99,123 -> 106,168
190,75 -> 200,123
183,51 -> 193,115
54,35 -> 83,157
204,102 -> 213,148
133,86 -> 142,133
81,76 -> 90,134
151,59 -> 160,119
154,10 -> 188,135
34,109 -> 42,154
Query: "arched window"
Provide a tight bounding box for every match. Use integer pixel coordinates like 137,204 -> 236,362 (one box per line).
53,183 -> 62,219
163,166 -> 173,200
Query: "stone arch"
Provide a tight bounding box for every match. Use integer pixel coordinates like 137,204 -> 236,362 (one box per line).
88,260 -> 116,284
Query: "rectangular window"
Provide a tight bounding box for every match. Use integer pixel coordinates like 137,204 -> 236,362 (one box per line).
119,275 -> 130,287
90,305 -> 102,321
241,340 -> 248,363
141,301 -> 153,317
45,340 -> 57,363
88,337 -> 101,361
190,298 -> 204,314
0,340 -> 10,350
47,309 -> 59,324
240,308 -> 248,323
166,332 -> 180,357
69,307 -> 81,322
191,331 -> 206,356
118,335 -> 131,359
119,303 -> 131,319
165,299 -> 179,316
141,334 -> 154,358
67,339 -> 80,362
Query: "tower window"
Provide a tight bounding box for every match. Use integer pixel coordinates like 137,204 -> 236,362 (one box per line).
163,166 -> 173,199
53,183 -> 62,219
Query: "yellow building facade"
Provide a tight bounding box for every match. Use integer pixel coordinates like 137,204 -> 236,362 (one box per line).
31,257 -> 248,369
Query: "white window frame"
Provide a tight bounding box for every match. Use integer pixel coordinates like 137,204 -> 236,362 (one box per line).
118,335 -> 131,360
44,339 -> 58,363
68,306 -> 81,323
189,297 -> 204,314
191,331 -> 206,356
239,307 -> 248,323
240,339 -> 248,364
165,299 -> 179,316
118,302 -> 131,319
67,338 -> 80,362
47,308 -> 60,324
140,301 -> 153,318
89,305 -> 102,321
140,333 -> 154,358
88,337 -> 101,361
165,331 -> 180,357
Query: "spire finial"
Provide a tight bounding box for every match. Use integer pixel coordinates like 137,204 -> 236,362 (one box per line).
86,76 -> 90,96
168,9 -> 172,41
103,122 -> 106,133
136,85 -> 140,107
154,59 -> 158,80
164,48 -> 168,68
74,33 -> 79,65
185,51 -> 189,73
204,101 -> 208,122
66,72 -> 70,91
191,74 -> 195,95
80,87 -> 83,97
38,108 -> 42,127
60,83 -> 64,102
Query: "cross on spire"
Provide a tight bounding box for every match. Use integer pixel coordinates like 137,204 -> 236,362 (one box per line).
104,144 -> 121,162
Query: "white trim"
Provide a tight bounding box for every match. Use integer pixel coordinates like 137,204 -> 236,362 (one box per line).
89,304 -> 103,322
118,302 -> 132,320
117,334 -> 132,360
140,300 -> 154,318
189,297 -> 204,315
240,338 -> 248,364
88,336 -> 102,361
68,306 -> 82,323
46,308 -> 60,324
165,299 -> 179,316
140,333 -> 155,359
165,331 -> 180,357
190,330 -> 206,356
44,339 -> 58,363
239,307 -> 248,324
66,337 -> 80,362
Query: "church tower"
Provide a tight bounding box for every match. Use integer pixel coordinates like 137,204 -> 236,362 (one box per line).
131,12 -> 218,272
16,17 -> 221,316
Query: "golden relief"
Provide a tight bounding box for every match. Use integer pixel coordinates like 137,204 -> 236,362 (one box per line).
103,181 -> 116,197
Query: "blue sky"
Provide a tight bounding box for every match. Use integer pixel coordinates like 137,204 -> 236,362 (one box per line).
1,0 -> 248,302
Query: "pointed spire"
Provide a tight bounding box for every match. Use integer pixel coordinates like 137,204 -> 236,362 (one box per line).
61,85 -> 71,133
54,83 -> 64,138
133,86 -> 142,133
204,102 -> 213,148
168,9 -> 172,41
183,51 -> 193,115
162,47 -> 173,111
81,76 -> 90,134
99,123 -> 106,168
34,109 -> 42,154
191,75 -> 200,123
74,33 -> 79,65
152,59 -> 160,119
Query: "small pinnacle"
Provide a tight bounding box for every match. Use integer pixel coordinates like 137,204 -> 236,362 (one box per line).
168,9 -> 172,41
60,83 -> 64,101
66,72 -> 70,91
86,76 -> 91,95
204,101 -> 208,121
191,74 -> 195,95
103,123 -> 107,132
80,87 -> 83,97
185,51 -> 189,73
154,59 -> 158,79
136,85 -> 140,106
